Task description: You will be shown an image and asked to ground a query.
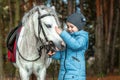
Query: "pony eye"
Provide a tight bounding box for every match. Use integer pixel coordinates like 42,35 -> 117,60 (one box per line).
45,24 -> 51,28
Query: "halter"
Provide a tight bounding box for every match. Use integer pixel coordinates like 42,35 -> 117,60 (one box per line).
37,9 -> 57,57
17,8 -> 57,62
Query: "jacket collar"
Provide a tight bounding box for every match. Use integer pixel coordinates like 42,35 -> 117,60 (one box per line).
69,30 -> 84,36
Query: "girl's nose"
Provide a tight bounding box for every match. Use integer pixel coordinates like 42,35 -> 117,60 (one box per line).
68,27 -> 71,31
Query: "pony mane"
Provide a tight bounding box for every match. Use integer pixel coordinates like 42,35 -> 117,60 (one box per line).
22,6 -> 39,25
22,5 -> 60,27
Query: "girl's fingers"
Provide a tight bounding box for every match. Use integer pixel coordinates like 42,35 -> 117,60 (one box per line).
48,51 -> 55,55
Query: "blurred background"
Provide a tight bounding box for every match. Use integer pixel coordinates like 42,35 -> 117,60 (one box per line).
0,0 -> 120,80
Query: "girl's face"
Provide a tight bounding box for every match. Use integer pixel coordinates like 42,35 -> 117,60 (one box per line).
66,22 -> 79,33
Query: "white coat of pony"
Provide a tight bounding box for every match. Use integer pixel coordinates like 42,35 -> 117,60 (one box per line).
14,5 -> 65,80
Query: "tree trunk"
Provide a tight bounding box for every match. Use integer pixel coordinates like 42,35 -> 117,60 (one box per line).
14,0 -> 20,27
80,0 -> 84,13
94,0 -> 106,74
106,0 -> 114,72
0,14 -> 4,80
68,0 -> 73,15
116,0 -> 120,73
8,0 -> 13,30
119,48 -> 120,73
0,37 -> 3,80
103,0 -> 108,39
110,7 -> 119,72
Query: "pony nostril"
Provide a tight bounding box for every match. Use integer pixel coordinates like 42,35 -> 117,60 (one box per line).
60,41 -> 65,48
61,43 -> 64,47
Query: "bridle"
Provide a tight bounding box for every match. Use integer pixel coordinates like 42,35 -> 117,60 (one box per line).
17,8 -> 58,62
37,9 -> 57,57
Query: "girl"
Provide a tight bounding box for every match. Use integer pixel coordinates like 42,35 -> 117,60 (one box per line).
48,12 -> 89,80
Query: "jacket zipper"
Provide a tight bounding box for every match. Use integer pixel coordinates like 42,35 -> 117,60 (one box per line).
63,45 -> 67,80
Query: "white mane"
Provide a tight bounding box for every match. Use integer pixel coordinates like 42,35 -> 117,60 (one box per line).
22,5 -> 60,27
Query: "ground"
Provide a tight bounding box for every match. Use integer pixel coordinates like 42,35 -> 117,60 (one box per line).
4,75 -> 120,80
87,75 -> 120,80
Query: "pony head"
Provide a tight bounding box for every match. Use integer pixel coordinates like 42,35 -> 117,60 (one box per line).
22,5 -> 66,51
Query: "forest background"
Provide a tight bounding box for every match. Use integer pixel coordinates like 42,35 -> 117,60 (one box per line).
0,0 -> 120,80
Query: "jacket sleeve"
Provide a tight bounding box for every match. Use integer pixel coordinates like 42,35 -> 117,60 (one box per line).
51,51 -> 61,60
60,30 -> 88,50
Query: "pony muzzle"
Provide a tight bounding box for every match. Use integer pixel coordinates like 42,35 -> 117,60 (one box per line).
48,41 -> 66,51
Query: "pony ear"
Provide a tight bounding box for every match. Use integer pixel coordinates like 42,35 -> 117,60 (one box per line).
51,6 -> 55,10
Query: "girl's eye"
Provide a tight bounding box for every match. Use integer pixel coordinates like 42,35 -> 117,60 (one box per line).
70,25 -> 73,28
71,26 -> 73,28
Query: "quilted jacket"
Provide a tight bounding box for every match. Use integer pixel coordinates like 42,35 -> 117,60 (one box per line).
51,30 -> 89,80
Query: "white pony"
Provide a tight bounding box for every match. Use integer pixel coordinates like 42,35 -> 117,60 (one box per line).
14,5 -> 65,80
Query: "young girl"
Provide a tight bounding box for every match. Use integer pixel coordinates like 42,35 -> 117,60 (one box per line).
48,12 -> 89,80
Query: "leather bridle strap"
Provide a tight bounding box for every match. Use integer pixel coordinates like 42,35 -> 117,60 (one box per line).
37,11 -> 54,44
37,11 -> 56,57
38,15 -> 48,43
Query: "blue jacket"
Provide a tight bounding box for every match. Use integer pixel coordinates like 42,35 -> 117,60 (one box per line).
51,30 -> 89,80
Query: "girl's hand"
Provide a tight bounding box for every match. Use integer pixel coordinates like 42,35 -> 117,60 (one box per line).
55,27 -> 62,35
48,51 -> 55,56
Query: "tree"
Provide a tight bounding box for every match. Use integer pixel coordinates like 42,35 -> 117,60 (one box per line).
0,19 -> 3,80
14,0 -> 20,26
95,0 -> 105,74
0,0 -> 6,78
94,0 -> 119,75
